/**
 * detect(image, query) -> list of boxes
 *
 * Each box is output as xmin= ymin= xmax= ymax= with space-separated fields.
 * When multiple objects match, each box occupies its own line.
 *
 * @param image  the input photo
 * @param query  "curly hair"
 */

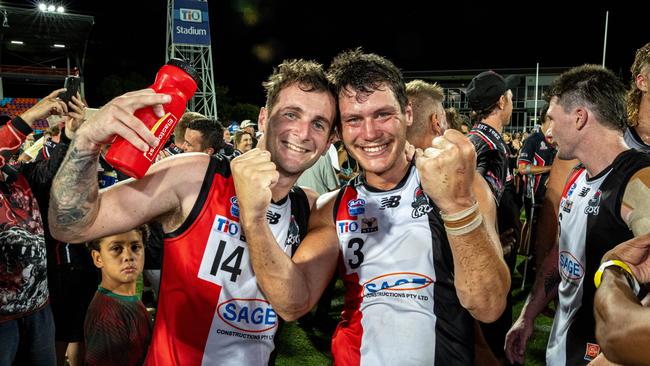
xmin=262 ymin=59 xmax=333 ymax=111
xmin=627 ymin=42 xmax=650 ymax=127
xmin=327 ymin=48 xmax=408 ymax=114
xmin=544 ymin=64 xmax=627 ymax=132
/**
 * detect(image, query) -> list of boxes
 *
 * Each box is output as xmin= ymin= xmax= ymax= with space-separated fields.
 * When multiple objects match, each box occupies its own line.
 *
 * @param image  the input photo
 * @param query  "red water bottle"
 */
xmin=105 ymin=59 xmax=198 ymax=178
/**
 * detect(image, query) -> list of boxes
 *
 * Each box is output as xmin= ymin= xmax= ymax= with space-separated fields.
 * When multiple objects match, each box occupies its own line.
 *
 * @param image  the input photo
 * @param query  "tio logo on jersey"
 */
xmin=218 ymin=298 xmax=278 ymax=333
xmin=215 ymin=215 xmax=239 ymax=237
xmin=337 ymin=220 xmax=359 ymax=234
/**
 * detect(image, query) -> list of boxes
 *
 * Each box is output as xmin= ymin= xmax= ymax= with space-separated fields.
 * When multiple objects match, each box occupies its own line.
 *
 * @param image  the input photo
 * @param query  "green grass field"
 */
xmin=274 ymin=255 xmax=553 ymax=365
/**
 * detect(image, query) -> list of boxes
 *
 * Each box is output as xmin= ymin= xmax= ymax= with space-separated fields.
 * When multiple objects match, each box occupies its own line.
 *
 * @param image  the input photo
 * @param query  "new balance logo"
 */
xmin=578 ymin=187 xmax=590 ymax=197
xmin=266 ymin=211 xmax=281 ymax=225
xmin=379 ymin=196 xmax=401 ymax=210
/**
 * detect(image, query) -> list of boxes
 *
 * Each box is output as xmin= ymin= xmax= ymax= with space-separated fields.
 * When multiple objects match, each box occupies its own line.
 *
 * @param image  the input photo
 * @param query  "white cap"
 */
xmin=240 ymin=120 xmax=257 ymax=129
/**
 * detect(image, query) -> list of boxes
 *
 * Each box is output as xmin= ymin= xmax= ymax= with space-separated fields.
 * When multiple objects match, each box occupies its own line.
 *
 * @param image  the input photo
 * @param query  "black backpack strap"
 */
xmin=288 ymin=186 xmax=311 ymax=256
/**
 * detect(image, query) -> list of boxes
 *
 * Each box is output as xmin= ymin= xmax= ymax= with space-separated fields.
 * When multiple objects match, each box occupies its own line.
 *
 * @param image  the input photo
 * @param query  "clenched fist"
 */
xmin=230 ymin=134 xmax=279 ymax=223
xmin=415 ymin=129 xmax=477 ymax=214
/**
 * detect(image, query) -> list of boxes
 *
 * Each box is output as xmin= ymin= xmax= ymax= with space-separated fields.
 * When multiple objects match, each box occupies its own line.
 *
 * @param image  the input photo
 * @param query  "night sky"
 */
xmin=15 ymin=0 xmax=649 ymax=107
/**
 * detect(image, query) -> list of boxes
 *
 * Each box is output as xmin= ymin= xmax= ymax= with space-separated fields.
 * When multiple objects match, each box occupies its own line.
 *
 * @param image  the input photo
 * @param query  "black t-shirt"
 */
xmin=468 ymin=122 xmax=510 ymax=205
xmin=518 ymin=131 xmax=557 ymax=200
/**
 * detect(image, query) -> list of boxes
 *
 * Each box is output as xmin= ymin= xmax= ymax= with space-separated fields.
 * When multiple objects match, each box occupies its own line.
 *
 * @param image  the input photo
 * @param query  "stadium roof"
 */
xmin=0 ymin=3 xmax=94 ymax=72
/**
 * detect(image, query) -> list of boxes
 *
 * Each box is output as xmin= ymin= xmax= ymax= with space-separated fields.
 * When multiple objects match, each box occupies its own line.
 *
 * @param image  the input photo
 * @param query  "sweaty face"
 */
xmin=92 ymin=230 xmax=145 ymax=294
xmin=262 ymin=84 xmax=336 ymax=177
xmin=182 ymin=129 xmax=206 ymax=153
xmin=339 ymin=85 xmax=412 ymax=185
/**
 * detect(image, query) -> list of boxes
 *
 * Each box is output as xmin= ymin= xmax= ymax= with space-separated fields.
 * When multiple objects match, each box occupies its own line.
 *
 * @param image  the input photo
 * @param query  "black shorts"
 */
xmin=48 ymin=264 xmax=99 ymax=342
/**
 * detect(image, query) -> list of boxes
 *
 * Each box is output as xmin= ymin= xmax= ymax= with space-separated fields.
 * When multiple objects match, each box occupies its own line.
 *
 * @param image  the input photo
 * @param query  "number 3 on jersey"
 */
xmin=348 ymin=238 xmax=365 ymax=269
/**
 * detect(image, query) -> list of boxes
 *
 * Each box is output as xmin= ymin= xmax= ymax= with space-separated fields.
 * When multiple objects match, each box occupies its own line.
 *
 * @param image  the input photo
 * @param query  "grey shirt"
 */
xmin=296 ymin=153 xmax=338 ymax=195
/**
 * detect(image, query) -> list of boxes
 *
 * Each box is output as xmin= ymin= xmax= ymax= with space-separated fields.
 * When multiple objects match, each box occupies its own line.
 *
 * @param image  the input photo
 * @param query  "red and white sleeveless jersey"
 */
xmin=145 ymin=155 xmax=309 ymax=365
xmin=331 ymin=164 xmax=474 ymax=366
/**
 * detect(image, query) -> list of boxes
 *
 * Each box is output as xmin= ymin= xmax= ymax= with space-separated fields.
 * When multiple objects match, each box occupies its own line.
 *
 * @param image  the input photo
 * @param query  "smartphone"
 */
xmin=59 ymin=76 xmax=81 ymax=103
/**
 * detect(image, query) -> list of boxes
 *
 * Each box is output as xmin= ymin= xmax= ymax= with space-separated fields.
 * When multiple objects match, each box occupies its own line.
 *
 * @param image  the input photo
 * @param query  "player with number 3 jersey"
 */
xmin=236 ymin=50 xmax=511 ymax=365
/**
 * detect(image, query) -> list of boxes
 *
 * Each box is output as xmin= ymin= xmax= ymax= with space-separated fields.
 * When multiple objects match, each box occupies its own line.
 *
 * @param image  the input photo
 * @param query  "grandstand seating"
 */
xmin=0 ymin=97 xmax=49 ymax=129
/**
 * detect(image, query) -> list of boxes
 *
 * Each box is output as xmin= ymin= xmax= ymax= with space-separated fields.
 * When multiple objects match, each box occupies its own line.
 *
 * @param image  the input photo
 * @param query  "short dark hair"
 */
xmin=544 ymin=64 xmax=627 ymax=132
xmin=187 ymin=118 xmax=225 ymax=152
xmin=327 ymin=48 xmax=408 ymax=118
xmin=175 ymin=111 xmax=205 ymax=143
xmin=86 ymin=225 xmax=149 ymax=252
xmin=539 ymin=103 xmax=549 ymax=125
xmin=263 ymin=59 xmax=333 ymax=112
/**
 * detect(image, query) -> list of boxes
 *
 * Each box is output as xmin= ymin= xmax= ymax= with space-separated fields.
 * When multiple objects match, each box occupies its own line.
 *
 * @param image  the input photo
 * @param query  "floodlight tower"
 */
xmin=166 ymin=0 xmax=217 ymax=119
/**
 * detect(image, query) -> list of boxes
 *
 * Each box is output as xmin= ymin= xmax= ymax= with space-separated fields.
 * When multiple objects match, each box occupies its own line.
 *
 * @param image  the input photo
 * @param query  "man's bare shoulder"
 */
xmin=149 ymin=152 xmax=212 ymax=174
xmin=298 ymin=186 xmax=340 ymax=212
xmin=306 ymin=188 xmax=340 ymax=229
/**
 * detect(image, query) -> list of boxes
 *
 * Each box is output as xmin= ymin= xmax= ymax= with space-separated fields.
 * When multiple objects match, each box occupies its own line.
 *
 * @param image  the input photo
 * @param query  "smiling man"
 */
xmin=234 ymin=49 xmax=510 ymax=365
xmin=48 ymin=59 xmax=337 ymax=366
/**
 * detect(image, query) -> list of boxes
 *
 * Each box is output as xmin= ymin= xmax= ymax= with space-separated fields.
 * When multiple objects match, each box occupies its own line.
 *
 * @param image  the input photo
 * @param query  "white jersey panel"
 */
xmin=337 ymin=169 xmax=437 ymax=366
xmin=200 ymin=199 xmax=293 ymax=366
xmin=547 ymin=170 xmax=610 ymax=366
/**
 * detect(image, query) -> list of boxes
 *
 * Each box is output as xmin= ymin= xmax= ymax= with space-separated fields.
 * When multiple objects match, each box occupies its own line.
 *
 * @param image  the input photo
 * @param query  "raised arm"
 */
xmin=49 ymin=89 xmax=203 ymax=243
xmin=0 ymin=89 xmax=67 ymax=166
xmin=231 ymin=148 xmax=340 ymax=321
xmin=416 ymin=129 xmax=510 ymax=323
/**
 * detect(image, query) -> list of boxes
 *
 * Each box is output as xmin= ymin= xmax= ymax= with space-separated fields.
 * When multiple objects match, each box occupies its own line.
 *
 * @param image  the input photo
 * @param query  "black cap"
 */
xmin=167 ymin=58 xmax=199 ymax=83
xmin=466 ymin=70 xmax=518 ymax=111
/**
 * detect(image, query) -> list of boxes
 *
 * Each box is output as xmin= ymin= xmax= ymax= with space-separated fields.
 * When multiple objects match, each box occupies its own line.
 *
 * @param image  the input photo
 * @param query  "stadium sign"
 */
xmin=173 ymin=0 xmax=211 ymax=46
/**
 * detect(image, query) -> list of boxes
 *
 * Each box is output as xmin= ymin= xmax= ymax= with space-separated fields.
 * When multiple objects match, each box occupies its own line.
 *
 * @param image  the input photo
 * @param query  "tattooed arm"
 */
xmin=504 ymin=240 xmax=560 ymax=365
xmin=49 ymin=89 xmax=206 ymax=243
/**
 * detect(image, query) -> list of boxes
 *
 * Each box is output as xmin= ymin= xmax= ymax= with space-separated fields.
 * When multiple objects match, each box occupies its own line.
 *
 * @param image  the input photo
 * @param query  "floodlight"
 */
xmin=38 ymin=3 xmax=47 ymax=11
xmin=53 ymin=43 xmax=65 ymax=48
xmin=56 ymin=6 xmax=64 ymax=13
xmin=10 ymin=40 xmax=24 ymax=45
xmin=47 ymin=5 xmax=55 ymax=12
